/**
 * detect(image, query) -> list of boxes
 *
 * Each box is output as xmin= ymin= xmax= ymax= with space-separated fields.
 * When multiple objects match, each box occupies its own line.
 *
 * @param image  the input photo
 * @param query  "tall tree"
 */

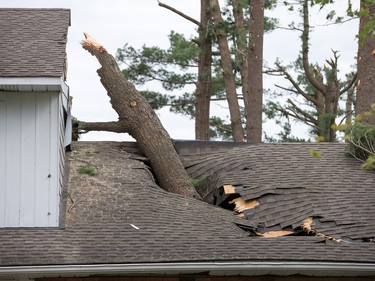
xmin=120 ymin=1 xmax=276 ymax=141
xmin=265 ymin=0 xmax=357 ymax=142
xmin=209 ymin=0 xmax=245 ymax=141
xmin=196 ymin=0 xmax=213 ymax=140
xmin=356 ymin=0 xmax=375 ymax=125
xmin=247 ymin=0 xmax=265 ymax=143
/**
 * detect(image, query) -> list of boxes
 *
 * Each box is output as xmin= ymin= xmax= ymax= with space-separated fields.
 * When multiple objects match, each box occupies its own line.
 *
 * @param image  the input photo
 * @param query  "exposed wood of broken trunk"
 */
xmin=80 ymin=34 xmax=201 ymax=199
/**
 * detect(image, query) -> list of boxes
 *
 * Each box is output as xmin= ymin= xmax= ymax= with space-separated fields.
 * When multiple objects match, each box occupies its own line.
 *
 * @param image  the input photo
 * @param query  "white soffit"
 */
xmin=0 ymin=77 xmax=69 ymax=109
xmin=0 ymin=77 xmax=68 ymax=93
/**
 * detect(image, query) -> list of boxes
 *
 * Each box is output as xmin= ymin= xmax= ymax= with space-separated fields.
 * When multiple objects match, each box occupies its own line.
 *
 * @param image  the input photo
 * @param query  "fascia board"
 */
xmin=1 ymin=261 xmax=375 ymax=278
xmin=0 ymin=77 xmax=70 ymax=110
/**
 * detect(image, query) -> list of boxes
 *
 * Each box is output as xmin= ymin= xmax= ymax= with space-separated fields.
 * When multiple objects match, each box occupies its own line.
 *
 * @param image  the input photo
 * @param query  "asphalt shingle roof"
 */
xmin=181 ymin=142 xmax=375 ymax=242
xmin=1 ymin=141 xmax=375 ymax=267
xmin=0 ymin=8 xmax=70 ymax=77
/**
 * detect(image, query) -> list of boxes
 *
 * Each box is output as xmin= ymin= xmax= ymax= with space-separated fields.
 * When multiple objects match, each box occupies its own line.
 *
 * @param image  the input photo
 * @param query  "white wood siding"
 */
xmin=0 ymin=91 xmax=61 ymax=227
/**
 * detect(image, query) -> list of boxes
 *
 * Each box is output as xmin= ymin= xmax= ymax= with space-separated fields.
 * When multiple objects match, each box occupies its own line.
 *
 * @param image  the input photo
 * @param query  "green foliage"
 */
xmin=169 ymin=92 xmax=196 ymax=117
xmin=191 ymin=173 xmax=212 ymax=196
xmin=346 ymin=122 xmax=375 ymax=170
xmin=209 ymin=116 xmax=234 ymax=141
xmin=117 ymin=31 xmax=198 ymax=90
xmin=309 ymin=148 xmax=321 ymax=158
xmin=61 ymin=191 xmax=71 ymax=201
xmin=263 ymin=121 xmax=307 ymax=143
xmin=222 ymin=0 xmax=278 ymax=34
xmin=265 ymin=48 xmax=355 ymax=142
xmin=78 ymin=163 xmax=98 ymax=176
xmin=138 ymin=91 xmax=170 ymax=110
xmin=312 ymin=0 xmax=375 ymax=44
xmin=115 ymin=1 xmax=280 ymax=140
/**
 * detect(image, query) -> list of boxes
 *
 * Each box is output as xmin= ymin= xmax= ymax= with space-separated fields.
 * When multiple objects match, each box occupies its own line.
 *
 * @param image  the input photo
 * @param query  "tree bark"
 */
xmin=157 ymin=0 xmax=211 ymax=140
xmin=80 ymin=33 xmax=201 ymax=199
xmin=232 ymin=0 xmax=251 ymax=142
xmin=356 ymin=1 xmax=375 ymax=125
xmin=247 ymin=0 xmax=265 ymax=144
xmin=209 ymin=0 xmax=245 ymax=142
xmin=195 ymin=0 xmax=212 ymax=140
xmin=301 ymin=0 xmax=336 ymax=141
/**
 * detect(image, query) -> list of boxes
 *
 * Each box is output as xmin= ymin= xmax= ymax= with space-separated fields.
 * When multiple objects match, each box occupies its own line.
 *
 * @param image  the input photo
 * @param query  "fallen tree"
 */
xmin=80 ymin=33 xmax=201 ymax=199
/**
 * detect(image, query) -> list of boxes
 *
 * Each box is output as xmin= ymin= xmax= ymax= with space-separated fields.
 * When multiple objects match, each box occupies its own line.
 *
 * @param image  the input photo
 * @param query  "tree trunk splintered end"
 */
xmin=80 ymin=32 xmax=201 ymax=199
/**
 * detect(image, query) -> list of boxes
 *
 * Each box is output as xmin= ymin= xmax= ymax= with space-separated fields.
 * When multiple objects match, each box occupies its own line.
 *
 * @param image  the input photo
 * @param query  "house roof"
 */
xmin=1 ymin=141 xmax=375 ymax=277
xmin=180 ymin=142 xmax=375 ymax=241
xmin=0 ymin=8 xmax=70 ymax=78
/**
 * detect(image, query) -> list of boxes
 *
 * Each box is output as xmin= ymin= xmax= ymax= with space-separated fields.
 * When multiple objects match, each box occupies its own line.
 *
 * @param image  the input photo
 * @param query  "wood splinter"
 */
xmin=80 ymin=32 xmax=107 ymax=52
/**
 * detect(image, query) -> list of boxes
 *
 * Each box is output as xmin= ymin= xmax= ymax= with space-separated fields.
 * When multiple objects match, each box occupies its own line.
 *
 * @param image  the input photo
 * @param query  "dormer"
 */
xmin=0 ymin=8 xmax=71 ymax=227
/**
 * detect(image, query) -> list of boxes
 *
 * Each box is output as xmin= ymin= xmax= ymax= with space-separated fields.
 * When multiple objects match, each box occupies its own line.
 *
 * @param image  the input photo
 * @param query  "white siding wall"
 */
xmin=0 ymin=91 xmax=61 ymax=227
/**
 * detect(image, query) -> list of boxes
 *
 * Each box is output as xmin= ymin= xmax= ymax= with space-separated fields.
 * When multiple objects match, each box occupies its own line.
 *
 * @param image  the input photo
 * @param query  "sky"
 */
xmin=2 ymin=0 xmax=360 ymax=141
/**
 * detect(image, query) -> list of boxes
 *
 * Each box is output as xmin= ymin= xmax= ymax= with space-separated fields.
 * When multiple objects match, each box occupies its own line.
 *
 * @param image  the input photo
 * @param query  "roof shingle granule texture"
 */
xmin=0 ymin=9 xmax=70 ymax=77
xmin=0 ymin=142 xmax=375 ymax=266
xmin=181 ymin=142 xmax=375 ymax=241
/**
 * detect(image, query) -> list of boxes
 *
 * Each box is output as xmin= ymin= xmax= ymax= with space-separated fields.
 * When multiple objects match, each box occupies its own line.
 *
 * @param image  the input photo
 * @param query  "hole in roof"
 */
xmin=218 ymin=194 xmax=239 ymax=211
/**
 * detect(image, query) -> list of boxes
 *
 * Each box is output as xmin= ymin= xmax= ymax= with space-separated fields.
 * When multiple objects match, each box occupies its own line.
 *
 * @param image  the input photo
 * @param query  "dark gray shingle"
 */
xmin=0 ymin=8 xmax=70 ymax=77
xmin=1 ymin=141 xmax=375 ymax=267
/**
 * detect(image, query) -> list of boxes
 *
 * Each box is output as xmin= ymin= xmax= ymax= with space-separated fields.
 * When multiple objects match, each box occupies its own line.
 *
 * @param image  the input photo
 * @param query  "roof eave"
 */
xmin=1 ymin=261 xmax=375 ymax=278
xmin=0 ymin=77 xmax=69 ymax=110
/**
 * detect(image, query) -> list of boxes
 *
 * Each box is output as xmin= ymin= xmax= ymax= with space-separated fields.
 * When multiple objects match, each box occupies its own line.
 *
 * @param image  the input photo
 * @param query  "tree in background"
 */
xmin=209 ymin=0 xmax=244 ymax=141
xmin=247 ymin=0 xmax=265 ymax=143
xmin=118 ymin=0 xmax=277 ymax=142
xmin=196 ymin=0 xmax=212 ymax=140
xmin=264 ymin=0 xmax=357 ymax=142
xmin=345 ymin=0 xmax=375 ymax=169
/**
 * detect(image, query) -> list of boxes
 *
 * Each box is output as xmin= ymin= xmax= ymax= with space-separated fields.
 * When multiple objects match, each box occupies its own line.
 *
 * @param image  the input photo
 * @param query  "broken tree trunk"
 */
xmin=80 ymin=33 xmax=201 ymax=199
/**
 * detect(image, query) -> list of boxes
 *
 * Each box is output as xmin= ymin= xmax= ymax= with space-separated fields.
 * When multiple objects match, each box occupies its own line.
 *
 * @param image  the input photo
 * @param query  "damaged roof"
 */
xmin=180 ymin=142 xmax=375 ymax=242
xmin=0 ymin=8 xmax=70 ymax=77
xmin=1 ymin=141 xmax=375 ymax=271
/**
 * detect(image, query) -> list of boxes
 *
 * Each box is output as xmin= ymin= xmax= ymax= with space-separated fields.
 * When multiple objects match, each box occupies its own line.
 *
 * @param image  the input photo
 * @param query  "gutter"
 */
xmin=1 ymin=261 xmax=375 ymax=278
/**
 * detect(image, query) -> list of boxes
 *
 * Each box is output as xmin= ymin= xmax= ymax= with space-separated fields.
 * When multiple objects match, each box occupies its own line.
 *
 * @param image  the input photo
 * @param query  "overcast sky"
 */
xmin=3 ymin=0 xmax=360 ymax=141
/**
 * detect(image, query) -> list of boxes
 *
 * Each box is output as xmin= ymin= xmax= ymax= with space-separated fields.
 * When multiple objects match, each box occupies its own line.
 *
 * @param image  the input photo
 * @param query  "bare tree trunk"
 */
xmin=302 ymin=0 xmax=337 ymax=141
xmin=247 ymin=0 xmax=265 ymax=143
xmin=209 ymin=0 xmax=245 ymax=142
xmin=356 ymin=1 xmax=375 ymax=125
xmin=346 ymin=89 xmax=353 ymax=126
xmin=232 ymin=0 xmax=250 ymax=141
xmin=80 ymin=34 xmax=201 ymax=199
xmin=196 ymin=0 xmax=212 ymax=140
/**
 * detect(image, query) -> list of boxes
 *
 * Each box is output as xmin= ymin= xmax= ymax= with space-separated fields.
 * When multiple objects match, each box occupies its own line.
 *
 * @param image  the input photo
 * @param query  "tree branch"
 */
xmin=301 ymin=0 xmax=326 ymax=93
xmin=270 ymin=66 xmax=317 ymax=105
xmin=283 ymin=71 xmax=317 ymax=105
xmin=80 ymin=120 xmax=129 ymax=133
xmin=287 ymin=99 xmax=317 ymax=125
xmin=275 ymin=84 xmax=301 ymax=95
xmin=157 ymin=0 xmax=201 ymax=26
xmin=340 ymin=72 xmax=357 ymax=96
